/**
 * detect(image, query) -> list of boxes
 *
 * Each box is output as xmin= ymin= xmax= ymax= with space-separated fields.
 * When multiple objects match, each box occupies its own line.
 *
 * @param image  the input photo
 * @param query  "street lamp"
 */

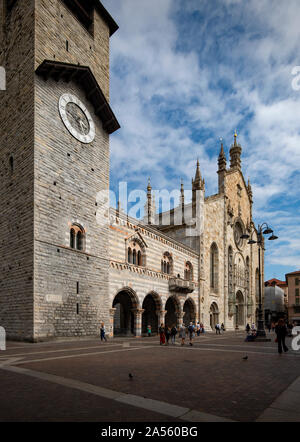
xmin=241 ymin=222 xmax=278 ymax=340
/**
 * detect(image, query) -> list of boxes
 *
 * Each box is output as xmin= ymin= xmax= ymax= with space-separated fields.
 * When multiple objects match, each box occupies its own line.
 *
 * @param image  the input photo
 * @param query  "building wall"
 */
xmin=0 ymin=0 xmax=35 ymax=340
xmin=201 ymin=195 xmax=226 ymax=327
xmin=109 ymin=211 xmax=199 ymax=336
xmin=0 ymin=0 xmax=113 ymax=340
xmin=33 ymin=76 xmax=110 ymax=340
xmin=35 ymin=0 xmax=110 ymax=100
xmin=286 ymin=274 xmax=300 ymax=324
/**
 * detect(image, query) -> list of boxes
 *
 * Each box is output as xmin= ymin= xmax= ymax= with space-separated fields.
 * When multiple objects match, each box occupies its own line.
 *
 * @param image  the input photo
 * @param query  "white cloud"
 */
xmin=102 ymin=0 xmax=300 ymax=278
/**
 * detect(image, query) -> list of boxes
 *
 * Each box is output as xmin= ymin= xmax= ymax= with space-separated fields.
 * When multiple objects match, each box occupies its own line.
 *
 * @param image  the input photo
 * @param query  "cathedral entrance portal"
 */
xmin=112 ymin=289 xmax=138 ymax=336
xmin=165 ymin=296 xmax=180 ymax=328
xmin=210 ymin=302 xmax=219 ymax=330
xmin=142 ymin=293 xmax=161 ymax=335
xmin=183 ymin=298 xmax=196 ymax=326
xmin=235 ymin=291 xmax=245 ymax=329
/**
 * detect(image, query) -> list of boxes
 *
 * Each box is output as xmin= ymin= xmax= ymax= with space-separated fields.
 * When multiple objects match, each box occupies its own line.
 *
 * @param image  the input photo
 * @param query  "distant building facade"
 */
xmin=285 ymin=271 xmax=300 ymax=325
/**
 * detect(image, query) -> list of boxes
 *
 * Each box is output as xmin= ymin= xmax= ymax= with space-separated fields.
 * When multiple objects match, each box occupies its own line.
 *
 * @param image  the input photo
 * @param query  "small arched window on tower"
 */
xmin=76 ymin=230 xmax=83 ymax=251
xmin=70 ymin=224 xmax=85 ymax=252
xmin=70 ymin=228 xmax=75 ymax=249
xmin=184 ymin=262 xmax=193 ymax=281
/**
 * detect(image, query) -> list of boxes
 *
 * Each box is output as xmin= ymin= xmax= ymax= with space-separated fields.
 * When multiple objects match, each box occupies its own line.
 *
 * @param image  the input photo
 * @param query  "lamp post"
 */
xmin=241 ymin=223 xmax=278 ymax=340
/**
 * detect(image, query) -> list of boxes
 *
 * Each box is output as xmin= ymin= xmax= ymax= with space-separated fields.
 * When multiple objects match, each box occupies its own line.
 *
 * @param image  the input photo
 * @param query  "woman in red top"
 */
xmin=159 ymin=323 xmax=165 ymax=345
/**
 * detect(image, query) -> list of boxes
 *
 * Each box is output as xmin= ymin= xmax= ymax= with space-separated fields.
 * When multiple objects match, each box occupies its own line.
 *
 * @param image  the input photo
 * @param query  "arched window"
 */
xmin=210 ymin=243 xmax=219 ymax=290
xmin=76 ymin=231 xmax=83 ymax=251
xmin=70 ymin=229 xmax=75 ymax=249
xmin=133 ymin=249 xmax=137 ymax=265
xmin=127 ymin=240 xmax=145 ymax=267
xmin=162 ymin=252 xmax=173 ymax=275
xmin=70 ymin=224 xmax=85 ymax=251
xmin=184 ymin=262 xmax=193 ymax=281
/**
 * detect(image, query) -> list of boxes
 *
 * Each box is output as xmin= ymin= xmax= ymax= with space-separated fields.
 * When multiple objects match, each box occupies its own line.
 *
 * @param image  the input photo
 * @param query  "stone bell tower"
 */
xmin=0 ymin=0 xmax=119 ymax=341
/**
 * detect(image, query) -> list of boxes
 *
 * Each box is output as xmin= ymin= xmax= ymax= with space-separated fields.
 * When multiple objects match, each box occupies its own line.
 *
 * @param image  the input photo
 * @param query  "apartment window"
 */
xmin=296 ymin=278 xmax=299 ymax=286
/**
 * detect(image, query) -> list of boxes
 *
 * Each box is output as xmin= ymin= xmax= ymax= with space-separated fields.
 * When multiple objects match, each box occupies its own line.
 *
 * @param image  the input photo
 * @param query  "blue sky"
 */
xmin=102 ymin=0 xmax=300 ymax=281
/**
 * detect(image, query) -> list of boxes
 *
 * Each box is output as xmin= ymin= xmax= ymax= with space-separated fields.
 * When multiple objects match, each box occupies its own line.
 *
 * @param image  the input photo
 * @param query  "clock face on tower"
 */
xmin=58 ymin=94 xmax=95 ymax=144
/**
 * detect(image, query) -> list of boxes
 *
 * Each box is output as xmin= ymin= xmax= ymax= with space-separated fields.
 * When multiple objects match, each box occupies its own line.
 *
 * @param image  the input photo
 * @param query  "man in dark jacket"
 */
xmin=275 ymin=319 xmax=289 ymax=354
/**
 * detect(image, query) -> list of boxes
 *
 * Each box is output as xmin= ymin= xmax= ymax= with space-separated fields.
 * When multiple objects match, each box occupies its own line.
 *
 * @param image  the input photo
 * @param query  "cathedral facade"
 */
xmin=109 ymin=136 xmax=262 ymax=337
xmin=0 ymin=0 xmax=262 ymax=341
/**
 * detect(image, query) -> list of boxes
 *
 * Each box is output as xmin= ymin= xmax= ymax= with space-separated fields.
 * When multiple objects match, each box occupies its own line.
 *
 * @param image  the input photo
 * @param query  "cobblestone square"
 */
xmin=0 ymin=331 xmax=299 ymax=422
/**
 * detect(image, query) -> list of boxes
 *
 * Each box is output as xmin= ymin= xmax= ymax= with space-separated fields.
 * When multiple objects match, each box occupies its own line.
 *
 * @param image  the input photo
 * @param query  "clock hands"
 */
xmin=78 ymin=118 xmax=88 ymax=134
xmin=66 ymin=109 xmax=88 ymax=134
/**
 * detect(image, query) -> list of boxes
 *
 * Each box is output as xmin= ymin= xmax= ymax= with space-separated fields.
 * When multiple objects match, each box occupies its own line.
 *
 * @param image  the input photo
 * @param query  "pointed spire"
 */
xmin=180 ymin=179 xmax=185 ymax=225
xmin=230 ymin=130 xmax=242 ymax=170
xmin=146 ymin=178 xmax=152 ymax=225
xmin=247 ymin=178 xmax=253 ymax=203
xmin=195 ymin=159 xmax=201 ymax=182
xmin=218 ymin=138 xmax=227 ymax=172
xmin=234 ymin=130 xmax=238 ymax=146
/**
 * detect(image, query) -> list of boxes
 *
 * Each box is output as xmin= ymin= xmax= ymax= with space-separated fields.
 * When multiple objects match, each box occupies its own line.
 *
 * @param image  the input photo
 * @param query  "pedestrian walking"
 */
xmin=179 ymin=324 xmax=186 ymax=346
xmin=188 ymin=322 xmax=194 ymax=346
xmin=215 ymin=323 xmax=221 ymax=335
xmin=159 ymin=323 xmax=165 ymax=345
xmin=275 ymin=319 xmax=289 ymax=354
xmin=246 ymin=323 xmax=250 ymax=334
xmin=100 ymin=322 xmax=107 ymax=342
xmin=147 ymin=324 xmax=151 ymax=337
xmin=165 ymin=326 xmax=171 ymax=345
xmin=171 ymin=325 xmax=177 ymax=344
xmin=196 ymin=322 xmax=201 ymax=337
xmin=221 ymin=323 xmax=225 ymax=332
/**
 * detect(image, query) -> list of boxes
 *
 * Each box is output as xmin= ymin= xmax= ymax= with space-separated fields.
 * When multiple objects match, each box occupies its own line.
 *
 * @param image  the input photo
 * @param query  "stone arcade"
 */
xmin=0 ymin=0 xmax=262 ymax=341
